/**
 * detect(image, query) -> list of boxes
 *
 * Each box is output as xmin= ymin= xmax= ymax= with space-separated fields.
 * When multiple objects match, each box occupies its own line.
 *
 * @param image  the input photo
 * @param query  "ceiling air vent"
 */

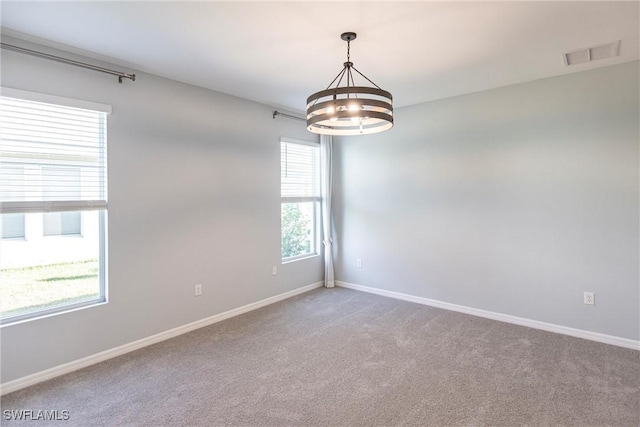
xmin=564 ymin=40 xmax=621 ymax=66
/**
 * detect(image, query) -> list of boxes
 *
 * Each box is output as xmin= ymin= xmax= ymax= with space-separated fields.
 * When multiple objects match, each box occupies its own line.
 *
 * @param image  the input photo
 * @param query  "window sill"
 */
xmin=0 ymin=298 xmax=107 ymax=328
xmin=282 ymin=253 xmax=320 ymax=264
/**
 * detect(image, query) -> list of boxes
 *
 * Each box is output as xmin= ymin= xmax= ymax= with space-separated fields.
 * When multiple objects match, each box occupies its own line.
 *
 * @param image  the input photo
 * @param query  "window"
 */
xmin=281 ymin=138 xmax=320 ymax=261
xmin=43 ymin=211 xmax=82 ymax=236
xmin=0 ymin=89 xmax=110 ymax=323
xmin=1 ymin=213 xmax=25 ymax=239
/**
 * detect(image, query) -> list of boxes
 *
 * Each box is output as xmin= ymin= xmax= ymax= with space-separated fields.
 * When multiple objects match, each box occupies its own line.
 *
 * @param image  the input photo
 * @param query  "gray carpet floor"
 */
xmin=1 ymin=287 xmax=639 ymax=426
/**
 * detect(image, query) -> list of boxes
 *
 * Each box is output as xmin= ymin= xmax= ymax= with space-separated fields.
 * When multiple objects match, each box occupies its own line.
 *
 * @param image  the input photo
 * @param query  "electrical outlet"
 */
xmin=584 ymin=291 xmax=594 ymax=305
xmin=195 ymin=284 xmax=202 ymax=296
xmin=272 ymin=266 xmax=277 ymax=276
xmin=357 ymin=259 xmax=363 ymax=268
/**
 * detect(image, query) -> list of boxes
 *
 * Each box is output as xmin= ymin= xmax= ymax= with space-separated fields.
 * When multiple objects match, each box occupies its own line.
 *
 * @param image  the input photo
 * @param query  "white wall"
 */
xmin=333 ymin=61 xmax=639 ymax=341
xmin=0 ymin=37 xmax=322 ymax=383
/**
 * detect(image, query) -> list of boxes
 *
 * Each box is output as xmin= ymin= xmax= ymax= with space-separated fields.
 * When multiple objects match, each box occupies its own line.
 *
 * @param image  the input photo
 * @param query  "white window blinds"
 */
xmin=0 ymin=93 xmax=108 ymax=214
xmin=281 ymin=139 xmax=320 ymax=201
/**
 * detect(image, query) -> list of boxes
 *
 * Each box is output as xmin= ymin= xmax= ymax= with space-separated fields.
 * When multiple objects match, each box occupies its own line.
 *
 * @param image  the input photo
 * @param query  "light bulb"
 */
xmin=348 ymin=104 xmax=359 ymax=112
xmin=327 ymin=106 xmax=335 ymax=114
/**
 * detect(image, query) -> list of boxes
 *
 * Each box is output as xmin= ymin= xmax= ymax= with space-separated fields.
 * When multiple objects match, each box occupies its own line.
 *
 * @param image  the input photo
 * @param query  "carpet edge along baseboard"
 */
xmin=0 ymin=281 xmax=324 ymax=396
xmin=336 ymin=281 xmax=639 ymax=351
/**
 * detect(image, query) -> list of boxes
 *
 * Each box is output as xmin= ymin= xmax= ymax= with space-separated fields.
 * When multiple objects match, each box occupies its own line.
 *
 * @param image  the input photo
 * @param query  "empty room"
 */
xmin=0 ymin=1 xmax=638 ymax=426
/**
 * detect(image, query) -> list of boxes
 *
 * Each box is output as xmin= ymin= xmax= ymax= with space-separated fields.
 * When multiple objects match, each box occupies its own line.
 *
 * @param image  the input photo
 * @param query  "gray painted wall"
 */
xmin=1 ymin=38 xmax=322 ymax=383
xmin=333 ymin=61 xmax=639 ymax=341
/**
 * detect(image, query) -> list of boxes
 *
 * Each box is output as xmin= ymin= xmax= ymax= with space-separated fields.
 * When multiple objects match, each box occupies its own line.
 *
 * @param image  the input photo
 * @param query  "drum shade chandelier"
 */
xmin=306 ymin=32 xmax=393 ymax=136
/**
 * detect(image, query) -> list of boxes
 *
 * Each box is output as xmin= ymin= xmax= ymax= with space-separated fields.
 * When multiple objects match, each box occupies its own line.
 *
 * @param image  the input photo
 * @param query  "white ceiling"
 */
xmin=1 ymin=1 xmax=638 ymax=113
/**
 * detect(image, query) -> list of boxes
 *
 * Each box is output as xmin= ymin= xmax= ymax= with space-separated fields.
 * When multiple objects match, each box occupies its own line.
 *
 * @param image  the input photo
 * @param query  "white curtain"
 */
xmin=320 ymin=134 xmax=335 ymax=288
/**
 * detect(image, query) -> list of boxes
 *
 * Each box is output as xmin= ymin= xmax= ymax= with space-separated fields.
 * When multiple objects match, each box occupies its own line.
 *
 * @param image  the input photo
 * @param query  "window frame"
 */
xmin=0 ymin=88 xmax=110 ymax=325
xmin=280 ymin=137 xmax=321 ymax=262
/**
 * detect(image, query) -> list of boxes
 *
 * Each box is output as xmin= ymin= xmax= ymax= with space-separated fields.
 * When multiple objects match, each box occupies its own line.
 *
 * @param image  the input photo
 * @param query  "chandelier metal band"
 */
xmin=306 ymin=33 xmax=393 ymax=136
xmin=306 ymin=87 xmax=393 ymax=135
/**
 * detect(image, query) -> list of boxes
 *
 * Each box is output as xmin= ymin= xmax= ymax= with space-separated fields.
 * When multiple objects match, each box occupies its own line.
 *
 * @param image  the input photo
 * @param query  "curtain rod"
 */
xmin=273 ymin=110 xmax=305 ymax=122
xmin=1 ymin=43 xmax=136 ymax=83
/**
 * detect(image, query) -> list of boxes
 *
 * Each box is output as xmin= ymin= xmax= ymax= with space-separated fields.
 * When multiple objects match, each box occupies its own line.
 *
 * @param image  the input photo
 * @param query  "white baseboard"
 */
xmin=1 ymin=281 xmax=323 ymax=396
xmin=336 ymin=281 xmax=639 ymax=351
